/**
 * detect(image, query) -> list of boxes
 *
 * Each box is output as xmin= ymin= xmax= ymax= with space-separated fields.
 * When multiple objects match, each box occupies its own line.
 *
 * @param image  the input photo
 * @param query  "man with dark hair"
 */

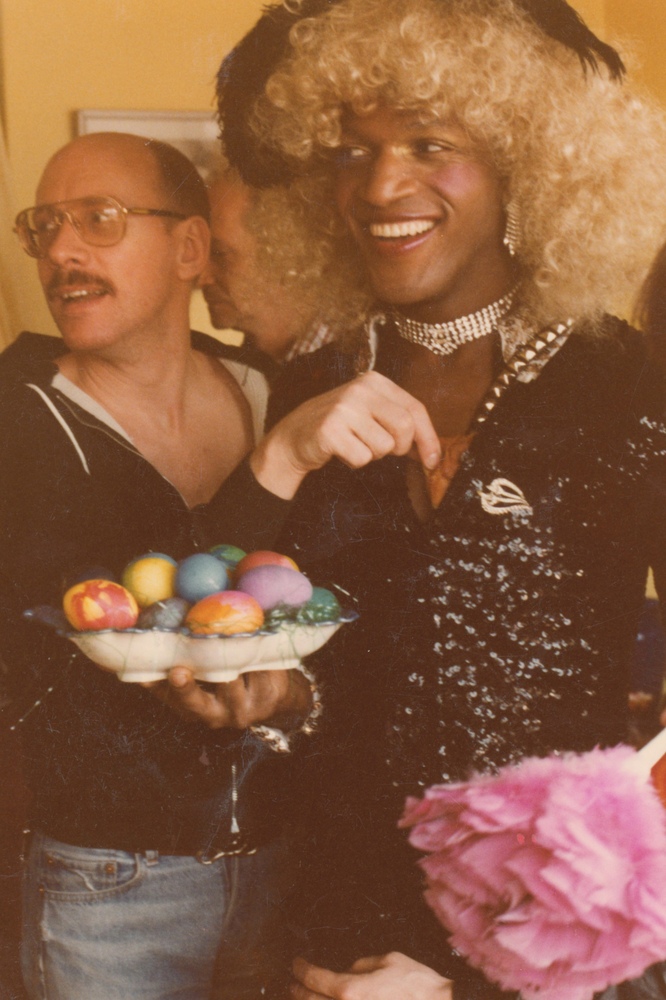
xmin=1 ymin=132 xmax=310 ymax=1000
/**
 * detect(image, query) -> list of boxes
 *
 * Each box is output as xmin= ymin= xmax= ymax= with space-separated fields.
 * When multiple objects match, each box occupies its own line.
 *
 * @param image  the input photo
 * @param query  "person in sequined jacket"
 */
xmin=212 ymin=1 xmax=666 ymax=998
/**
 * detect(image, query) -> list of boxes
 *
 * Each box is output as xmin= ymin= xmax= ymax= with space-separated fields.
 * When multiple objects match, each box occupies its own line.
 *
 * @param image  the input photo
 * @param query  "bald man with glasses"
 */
xmin=0 ymin=132 xmax=311 ymax=1000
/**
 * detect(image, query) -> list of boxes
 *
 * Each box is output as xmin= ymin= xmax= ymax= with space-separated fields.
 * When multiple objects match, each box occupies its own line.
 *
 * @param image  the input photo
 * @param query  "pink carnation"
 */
xmin=400 ymin=746 xmax=666 ymax=1000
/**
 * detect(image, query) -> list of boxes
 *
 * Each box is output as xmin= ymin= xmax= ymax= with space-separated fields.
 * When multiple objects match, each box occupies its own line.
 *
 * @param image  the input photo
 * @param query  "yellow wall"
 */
xmin=2 ymin=0 xmax=266 ymax=208
xmin=575 ymin=0 xmax=606 ymax=34
xmin=0 ymin=0 xmax=664 ymax=335
xmin=606 ymin=0 xmax=666 ymax=106
xmin=0 ymin=0 xmax=266 ymax=334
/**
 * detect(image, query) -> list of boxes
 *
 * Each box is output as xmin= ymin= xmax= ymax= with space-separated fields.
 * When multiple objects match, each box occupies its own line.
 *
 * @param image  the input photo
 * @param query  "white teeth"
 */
xmin=62 ymin=288 xmax=105 ymax=301
xmin=369 ymin=219 xmax=435 ymax=239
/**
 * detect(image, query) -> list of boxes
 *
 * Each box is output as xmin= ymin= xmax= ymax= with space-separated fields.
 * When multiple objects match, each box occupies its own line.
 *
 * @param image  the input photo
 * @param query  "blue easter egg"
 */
xmin=176 ymin=553 xmax=229 ymax=603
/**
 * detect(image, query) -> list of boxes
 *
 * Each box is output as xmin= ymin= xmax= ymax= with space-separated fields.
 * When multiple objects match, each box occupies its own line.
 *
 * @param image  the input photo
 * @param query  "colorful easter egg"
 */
xmin=122 ymin=553 xmax=177 ymax=608
xmin=137 ymin=597 xmax=190 ymax=630
xmin=186 ymin=590 xmax=264 ymax=635
xmin=297 ymin=587 xmax=342 ymax=623
xmin=235 ymin=550 xmax=299 ymax=578
xmin=210 ymin=544 xmax=246 ymax=569
xmin=237 ymin=565 xmax=313 ymax=612
xmin=176 ymin=554 xmax=229 ymax=603
xmin=63 ymin=579 xmax=139 ymax=631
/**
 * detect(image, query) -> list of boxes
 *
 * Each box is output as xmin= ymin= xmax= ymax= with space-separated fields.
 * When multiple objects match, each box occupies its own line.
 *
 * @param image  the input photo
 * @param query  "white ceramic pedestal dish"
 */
xmin=66 ymin=615 xmax=354 ymax=682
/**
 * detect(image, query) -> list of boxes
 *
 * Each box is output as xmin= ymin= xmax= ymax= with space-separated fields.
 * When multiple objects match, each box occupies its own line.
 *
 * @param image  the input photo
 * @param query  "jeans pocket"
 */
xmin=36 ymin=840 xmax=141 ymax=899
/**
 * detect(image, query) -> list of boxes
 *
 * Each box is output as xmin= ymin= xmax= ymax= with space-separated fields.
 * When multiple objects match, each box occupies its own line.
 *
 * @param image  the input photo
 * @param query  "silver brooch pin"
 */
xmin=478 ymin=478 xmax=533 ymax=516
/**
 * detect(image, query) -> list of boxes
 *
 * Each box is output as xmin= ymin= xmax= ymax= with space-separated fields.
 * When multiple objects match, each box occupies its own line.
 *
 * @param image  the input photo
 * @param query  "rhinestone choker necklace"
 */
xmin=391 ymin=287 xmax=517 ymax=356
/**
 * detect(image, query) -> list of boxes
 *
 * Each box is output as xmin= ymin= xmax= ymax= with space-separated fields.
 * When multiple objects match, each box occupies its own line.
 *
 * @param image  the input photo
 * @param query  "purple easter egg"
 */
xmin=237 ymin=565 xmax=313 ymax=611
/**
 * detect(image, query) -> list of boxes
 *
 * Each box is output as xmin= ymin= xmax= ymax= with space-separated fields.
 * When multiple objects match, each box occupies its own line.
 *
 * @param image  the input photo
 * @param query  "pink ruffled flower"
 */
xmin=400 ymin=746 xmax=666 ymax=1000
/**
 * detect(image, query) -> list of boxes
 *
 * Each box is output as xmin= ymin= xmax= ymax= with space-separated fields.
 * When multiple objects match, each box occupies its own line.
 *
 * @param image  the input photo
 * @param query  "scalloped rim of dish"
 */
xmin=57 ymin=608 xmax=358 ymax=639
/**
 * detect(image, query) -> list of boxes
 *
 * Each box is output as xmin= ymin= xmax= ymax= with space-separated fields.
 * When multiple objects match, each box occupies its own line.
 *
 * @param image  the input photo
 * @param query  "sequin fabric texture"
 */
xmin=276 ymin=319 xmax=666 ymax=807
xmin=270 ymin=318 xmax=666 ymax=980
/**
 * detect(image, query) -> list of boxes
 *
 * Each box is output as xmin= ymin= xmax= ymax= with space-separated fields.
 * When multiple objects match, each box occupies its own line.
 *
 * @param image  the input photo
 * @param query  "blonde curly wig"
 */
xmin=236 ymin=0 xmax=666 ymax=338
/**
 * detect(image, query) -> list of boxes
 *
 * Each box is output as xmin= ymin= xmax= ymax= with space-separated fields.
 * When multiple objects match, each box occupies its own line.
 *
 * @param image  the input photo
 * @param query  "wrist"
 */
xmin=249 ymin=432 xmax=310 ymax=500
xmin=250 ymin=663 xmax=322 ymax=753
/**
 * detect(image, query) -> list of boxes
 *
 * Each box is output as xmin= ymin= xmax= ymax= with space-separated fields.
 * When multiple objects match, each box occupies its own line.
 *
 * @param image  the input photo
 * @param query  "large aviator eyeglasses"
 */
xmin=14 ymin=195 xmax=187 ymax=259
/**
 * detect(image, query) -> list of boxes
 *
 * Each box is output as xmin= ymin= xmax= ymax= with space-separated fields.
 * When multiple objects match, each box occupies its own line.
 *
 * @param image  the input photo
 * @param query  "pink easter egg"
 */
xmin=236 ymin=565 xmax=313 ymax=611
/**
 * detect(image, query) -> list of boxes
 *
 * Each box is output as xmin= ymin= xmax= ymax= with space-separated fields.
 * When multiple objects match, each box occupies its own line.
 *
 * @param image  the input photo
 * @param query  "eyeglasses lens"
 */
xmin=19 ymin=198 xmax=125 ymax=257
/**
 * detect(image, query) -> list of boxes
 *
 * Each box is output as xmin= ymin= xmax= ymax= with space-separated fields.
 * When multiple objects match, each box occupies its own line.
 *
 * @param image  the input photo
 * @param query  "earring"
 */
xmin=503 ymin=202 xmax=520 ymax=258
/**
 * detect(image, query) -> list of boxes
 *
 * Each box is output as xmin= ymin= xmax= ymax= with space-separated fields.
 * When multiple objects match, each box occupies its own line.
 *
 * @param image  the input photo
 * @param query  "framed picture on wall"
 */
xmin=76 ymin=109 xmax=222 ymax=182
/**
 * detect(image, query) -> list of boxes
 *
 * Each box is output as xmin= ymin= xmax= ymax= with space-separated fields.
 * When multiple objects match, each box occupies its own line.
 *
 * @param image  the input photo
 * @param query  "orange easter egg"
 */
xmin=186 ymin=590 xmax=264 ymax=636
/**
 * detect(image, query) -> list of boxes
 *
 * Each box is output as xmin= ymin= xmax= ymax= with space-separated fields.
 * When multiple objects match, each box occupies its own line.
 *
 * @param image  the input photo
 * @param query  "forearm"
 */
xmin=200 ymin=457 xmax=294 ymax=551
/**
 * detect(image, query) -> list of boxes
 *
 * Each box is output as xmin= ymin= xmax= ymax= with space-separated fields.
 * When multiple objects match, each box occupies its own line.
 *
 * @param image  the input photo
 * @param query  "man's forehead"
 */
xmin=36 ymin=136 xmax=162 ymax=205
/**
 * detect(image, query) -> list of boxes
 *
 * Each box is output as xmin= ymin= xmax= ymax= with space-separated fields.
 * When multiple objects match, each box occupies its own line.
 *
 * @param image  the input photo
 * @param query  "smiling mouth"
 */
xmin=368 ymin=220 xmax=436 ymax=239
xmin=58 ymin=288 xmax=109 ymax=303
xmin=47 ymin=270 xmax=114 ymax=303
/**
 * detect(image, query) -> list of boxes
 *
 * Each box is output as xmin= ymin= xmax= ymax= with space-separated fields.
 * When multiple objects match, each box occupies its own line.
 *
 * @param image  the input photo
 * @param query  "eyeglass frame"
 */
xmin=13 ymin=195 xmax=188 ymax=259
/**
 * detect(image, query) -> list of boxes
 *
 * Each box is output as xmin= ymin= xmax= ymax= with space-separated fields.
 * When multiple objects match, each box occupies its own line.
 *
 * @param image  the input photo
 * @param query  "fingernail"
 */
xmin=170 ymin=668 xmax=190 ymax=687
xmin=425 ymin=452 xmax=440 ymax=470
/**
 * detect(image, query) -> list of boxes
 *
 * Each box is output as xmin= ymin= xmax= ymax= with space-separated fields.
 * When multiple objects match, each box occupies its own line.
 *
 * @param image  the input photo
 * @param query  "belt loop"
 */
xmin=144 ymin=850 xmax=159 ymax=866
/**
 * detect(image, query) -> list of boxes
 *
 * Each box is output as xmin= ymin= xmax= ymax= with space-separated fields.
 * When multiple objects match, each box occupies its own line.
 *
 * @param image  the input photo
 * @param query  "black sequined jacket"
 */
xmin=268 ymin=317 xmax=666 ymax=991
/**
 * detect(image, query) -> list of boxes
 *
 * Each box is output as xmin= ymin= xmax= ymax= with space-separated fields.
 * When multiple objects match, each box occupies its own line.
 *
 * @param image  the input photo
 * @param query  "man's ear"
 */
xmin=175 ymin=216 xmax=211 ymax=282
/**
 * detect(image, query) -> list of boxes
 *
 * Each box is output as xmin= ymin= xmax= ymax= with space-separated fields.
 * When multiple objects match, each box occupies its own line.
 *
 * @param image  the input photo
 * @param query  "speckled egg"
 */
xmin=122 ymin=553 xmax=177 ymax=607
xmin=237 ymin=565 xmax=313 ymax=612
xmin=176 ymin=554 xmax=229 ymax=603
xmin=297 ymin=587 xmax=342 ymax=623
xmin=64 ymin=579 xmax=139 ymax=631
xmin=235 ymin=550 xmax=298 ymax=579
xmin=137 ymin=597 xmax=190 ymax=630
xmin=186 ymin=590 xmax=264 ymax=635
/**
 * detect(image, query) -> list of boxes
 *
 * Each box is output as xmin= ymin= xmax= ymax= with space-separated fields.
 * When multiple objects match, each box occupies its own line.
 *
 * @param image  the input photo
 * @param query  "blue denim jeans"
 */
xmin=21 ymin=831 xmax=291 ymax=1000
